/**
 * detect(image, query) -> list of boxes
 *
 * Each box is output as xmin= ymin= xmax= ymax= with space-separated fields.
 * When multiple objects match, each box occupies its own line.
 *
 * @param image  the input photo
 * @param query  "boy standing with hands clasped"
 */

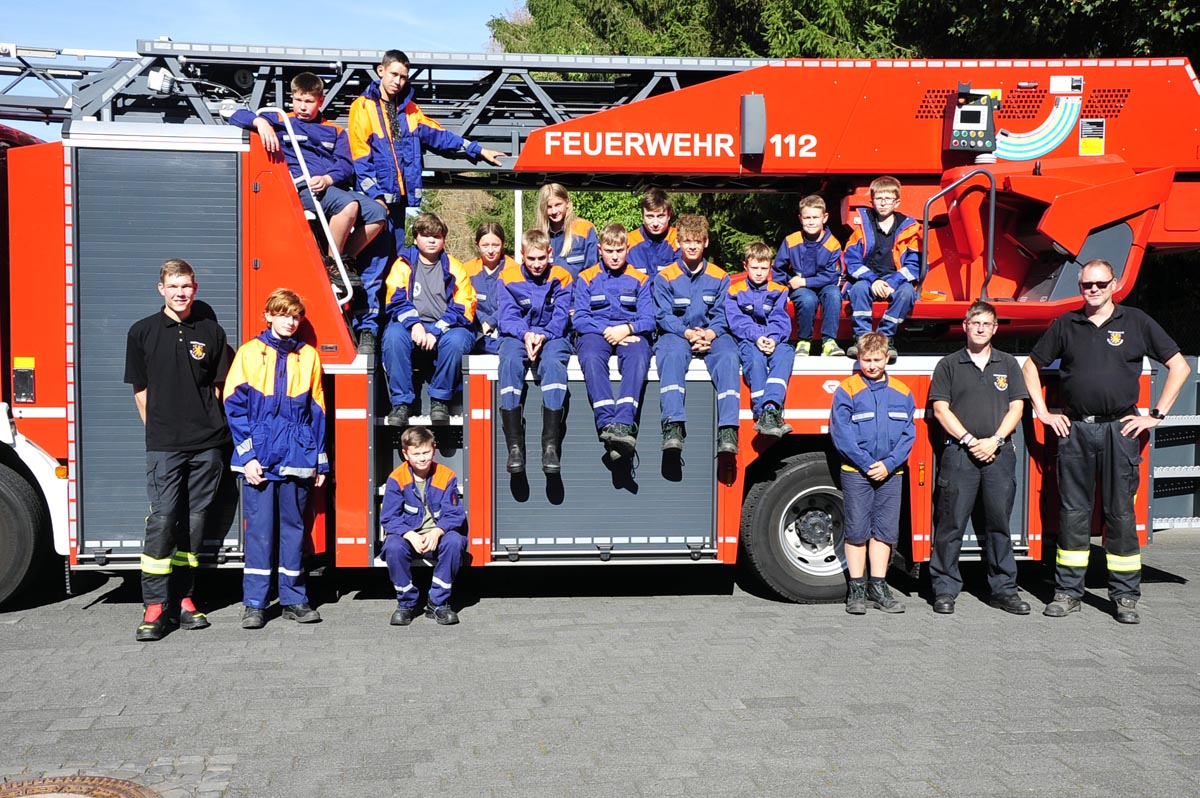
xmin=830 ymin=332 xmax=916 ymax=614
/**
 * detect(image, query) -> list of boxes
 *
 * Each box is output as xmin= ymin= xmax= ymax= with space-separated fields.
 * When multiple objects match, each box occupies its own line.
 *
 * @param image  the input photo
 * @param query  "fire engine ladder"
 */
xmin=0 ymin=39 xmax=771 ymax=189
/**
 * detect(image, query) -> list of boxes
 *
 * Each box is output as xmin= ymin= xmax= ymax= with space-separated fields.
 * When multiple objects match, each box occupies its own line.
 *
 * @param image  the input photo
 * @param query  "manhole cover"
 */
xmin=0 ymin=777 xmax=159 ymax=797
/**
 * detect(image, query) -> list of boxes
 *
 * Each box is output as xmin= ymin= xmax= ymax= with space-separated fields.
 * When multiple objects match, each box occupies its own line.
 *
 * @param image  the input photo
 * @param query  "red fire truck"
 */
xmin=2 ymin=42 xmax=1199 ymax=605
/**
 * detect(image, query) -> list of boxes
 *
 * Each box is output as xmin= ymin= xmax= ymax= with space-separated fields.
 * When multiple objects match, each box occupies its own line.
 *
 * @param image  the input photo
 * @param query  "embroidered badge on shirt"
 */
xmin=189 ymin=341 xmax=207 ymax=360
xmin=994 ymin=374 xmax=1008 ymax=391
xmin=1107 ymin=331 xmax=1125 ymax=346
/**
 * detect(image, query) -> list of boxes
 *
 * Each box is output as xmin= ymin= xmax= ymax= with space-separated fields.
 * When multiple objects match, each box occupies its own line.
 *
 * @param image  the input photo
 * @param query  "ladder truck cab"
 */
xmin=2 ymin=42 xmax=1200 ymax=606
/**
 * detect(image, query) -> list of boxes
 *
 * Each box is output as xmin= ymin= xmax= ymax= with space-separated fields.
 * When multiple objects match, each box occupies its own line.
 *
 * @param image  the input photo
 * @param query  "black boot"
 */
xmin=542 ymin=407 xmax=564 ymax=474
xmin=500 ymin=407 xmax=525 ymax=473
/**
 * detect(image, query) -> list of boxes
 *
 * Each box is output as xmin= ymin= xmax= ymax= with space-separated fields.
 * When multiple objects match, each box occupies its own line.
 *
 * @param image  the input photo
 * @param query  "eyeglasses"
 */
xmin=1079 ymin=280 xmax=1113 ymax=291
xmin=873 ymin=197 xmax=898 ymax=205
xmin=966 ymin=321 xmax=996 ymax=329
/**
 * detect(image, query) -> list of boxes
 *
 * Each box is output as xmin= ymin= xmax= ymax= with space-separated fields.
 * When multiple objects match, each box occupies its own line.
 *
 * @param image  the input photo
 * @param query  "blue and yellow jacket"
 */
xmin=348 ymin=80 xmax=482 ymax=208
xmin=498 ymin=263 xmax=574 ymax=341
xmin=773 ymin=227 xmax=843 ymax=291
xmin=380 ymin=461 xmax=465 ymax=537
xmin=229 ymin=109 xmax=354 ymax=188
xmin=843 ymin=208 xmax=922 ymax=289
xmin=627 ymin=225 xmax=678 ymax=279
xmin=384 ymin=246 xmax=477 ymax=335
xmin=572 ymin=264 xmax=655 ymax=337
xmin=653 ymin=260 xmax=730 ymax=338
xmin=830 ymin=373 xmax=916 ymax=475
xmin=725 ymin=278 xmax=792 ymax=343
xmin=465 ymin=255 xmax=519 ymax=331
xmin=223 ymin=331 xmax=328 ymax=480
xmin=549 ymin=219 xmax=599 ymax=278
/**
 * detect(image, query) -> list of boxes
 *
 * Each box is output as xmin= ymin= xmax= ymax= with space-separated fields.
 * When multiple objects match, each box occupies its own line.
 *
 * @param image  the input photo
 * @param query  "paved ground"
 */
xmin=2 ymin=536 xmax=1199 ymax=798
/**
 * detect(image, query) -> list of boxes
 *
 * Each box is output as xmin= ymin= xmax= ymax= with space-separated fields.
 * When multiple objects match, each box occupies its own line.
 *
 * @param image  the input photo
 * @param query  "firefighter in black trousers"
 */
xmin=929 ymin=301 xmax=1030 ymax=615
xmin=1022 ymin=259 xmax=1191 ymax=624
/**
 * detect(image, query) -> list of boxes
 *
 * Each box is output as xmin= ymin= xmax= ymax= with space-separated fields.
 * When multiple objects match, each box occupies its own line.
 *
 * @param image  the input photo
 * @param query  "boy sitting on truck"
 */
xmin=229 ymin=72 xmax=385 ymax=283
xmin=380 ymin=426 xmax=468 ymax=626
xmin=573 ymin=223 xmax=655 ymax=458
xmin=380 ymin=212 xmax=477 ymax=427
xmin=830 ymin=331 xmax=916 ymax=615
xmin=843 ymin=176 xmax=922 ymax=363
xmin=725 ymin=241 xmax=795 ymax=438
xmin=773 ymin=194 xmax=845 ymax=357
xmin=653 ymin=214 xmax=739 ymax=455
xmin=223 ymin=288 xmax=329 ymax=629
xmin=626 ymin=187 xmax=678 ymax=279
xmin=497 ymin=229 xmax=575 ymax=474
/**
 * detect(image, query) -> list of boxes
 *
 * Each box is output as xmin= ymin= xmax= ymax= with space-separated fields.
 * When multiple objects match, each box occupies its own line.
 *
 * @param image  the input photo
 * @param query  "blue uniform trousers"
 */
xmin=382 ymin=529 xmax=468 ymax=608
xmin=655 ymin=334 xmax=740 ymax=427
xmin=353 ymin=201 xmax=406 ymax=335
xmin=498 ymin=337 xmax=572 ymax=411
xmin=241 ymin=478 xmax=311 ymax=608
xmin=791 ymin=284 xmax=842 ymax=341
xmin=575 ymin=333 xmax=651 ymax=429
xmin=382 ymin=325 xmax=475 ymax=405
xmin=736 ymin=340 xmax=795 ymax=416
xmin=847 ymin=280 xmax=915 ymax=338
xmin=474 ymin=332 xmax=501 ymax=355
xmin=841 ymin=468 xmax=903 ymax=545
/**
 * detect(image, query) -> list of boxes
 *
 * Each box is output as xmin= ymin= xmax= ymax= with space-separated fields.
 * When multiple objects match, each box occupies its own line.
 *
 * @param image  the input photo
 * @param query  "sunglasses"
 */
xmin=1078 ymin=280 xmax=1112 ymax=291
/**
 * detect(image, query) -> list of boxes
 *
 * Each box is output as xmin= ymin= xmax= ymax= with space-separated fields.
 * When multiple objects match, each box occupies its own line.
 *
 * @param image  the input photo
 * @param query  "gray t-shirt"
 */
xmin=413 ymin=257 xmax=449 ymax=323
xmin=412 ymin=476 xmax=437 ymax=533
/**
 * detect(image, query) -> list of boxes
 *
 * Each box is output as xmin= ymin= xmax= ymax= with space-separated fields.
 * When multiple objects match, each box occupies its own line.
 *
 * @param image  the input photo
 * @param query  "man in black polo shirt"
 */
xmin=929 ymin=301 xmax=1030 ymax=615
xmin=1022 ymin=258 xmax=1190 ymax=624
xmin=124 ymin=258 xmax=232 ymax=641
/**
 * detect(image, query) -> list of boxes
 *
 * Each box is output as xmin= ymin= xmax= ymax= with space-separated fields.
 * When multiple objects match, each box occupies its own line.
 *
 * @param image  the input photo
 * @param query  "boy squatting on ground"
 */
xmin=572 ymin=223 xmax=655 ymax=458
xmin=626 ymin=187 xmax=679 ymax=279
xmin=381 ymin=212 xmax=477 ymax=427
xmin=773 ymin=194 xmax=845 ymax=357
xmin=229 ymin=72 xmax=385 ymax=284
xmin=223 ymin=289 xmax=329 ymax=629
xmin=497 ymin=229 xmax=575 ymax=474
xmin=843 ymin=176 xmax=922 ymax=362
xmin=380 ymin=426 xmax=468 ymax=626
xmin=348 ymin=49 xmax=504 ymax=353
xmin=831 ymin=331 xmax=916 ymax=614
xmin=725 ymin=242 xmax=795 ymax=438
xmin=653 ymin=214 xmax=740 ymax=455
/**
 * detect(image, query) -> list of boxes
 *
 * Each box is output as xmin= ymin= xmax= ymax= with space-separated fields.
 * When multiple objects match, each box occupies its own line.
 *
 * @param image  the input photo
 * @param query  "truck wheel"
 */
xmin=0 ymin=466 xmax=47 ymax=606
xmin=741 ymin=452 xmax=846 ymax=603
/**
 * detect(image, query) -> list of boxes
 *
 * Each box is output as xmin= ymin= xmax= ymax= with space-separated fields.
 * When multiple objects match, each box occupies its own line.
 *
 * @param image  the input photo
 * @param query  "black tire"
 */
xmin=0 ymin=466 xmax=48 ymax=607
xmin=740 ymin=452 xmax=846 ymax=603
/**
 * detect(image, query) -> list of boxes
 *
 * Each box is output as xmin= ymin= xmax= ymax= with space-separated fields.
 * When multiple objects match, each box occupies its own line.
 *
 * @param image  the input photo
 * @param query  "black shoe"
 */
xmin=387 ymin=404 xmax=410 ymax=427
xmin=425 ymin=604 xmax=460 ymax=625
xmin=989 ymin=593 xmax=1031 ymax=615
xmin=845 ymin=582 xmax=867 ymax=615
xmin=1043 ymin=591 xmax=1081 ymax=617
xmin=661 ymin=422 xmax=685 ymax=451
xmin=1114 ymin=597 xmax=1140 ymax=624
xmin=606 ymin=423 xmax=638 ymax=456
xmin=390 ymin=605 xmax=418 ymax=626
xmin=754 ymin=404 xmax=792 ymax=437
xmin=500 ymin=407 xmax=526 ymax=473
xmin=846 ymin=344 xmax=859 ymax=359
xmin=933 ymin=595 xmax=956 ymax=615
xmin=135 ymin=604 xmax=171 ymax=641
xmin=866 ymin=580 xmax=905 ymax=613
xmin=541 ymin=407 xmax=564 ymax=474
xmin=716 ymin=426 xmax=738 ymax=455
xmin=178 ymin=598 xmax=210 ymax=630
xmin=357 ymin=329 xmax=377 ymax=357
xmin=429 ymin=399 xmax=451 ymax=425
xmin=241 ymin=606 xmax=266 ymax=630
xmin=281 ymin=603 xmax=322 ymax=623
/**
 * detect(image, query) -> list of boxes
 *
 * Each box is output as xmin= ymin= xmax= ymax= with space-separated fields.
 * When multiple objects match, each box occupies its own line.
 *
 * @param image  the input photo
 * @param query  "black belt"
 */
xmin=1066 ymin=410 xmax=1134 ymax=424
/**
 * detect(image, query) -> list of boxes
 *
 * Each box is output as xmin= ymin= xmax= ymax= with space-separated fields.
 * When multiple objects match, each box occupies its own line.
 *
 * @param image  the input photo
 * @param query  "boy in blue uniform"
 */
xmin=497 ymin=229 xmax=575 ymax=474
xmin=465 ymin=222 xmax=518 ymax=355
xmin=230 ymin=73 xmax=386 ymax=283
xmin=726 ymin=242 xmax=796 ymax=438
xmin=843 ymin=176 xmax=922 ymax=362
xmin=830 ymin=332 xmax=916 ymax=615
xmin=380 ymin=213 xmax=477 ymax=426
xmin=380 ymin=426 xmax=468 ymax=626
xmin=653 ymin=214 xmax=739 ymax=455
xmin=348 ymin=49 xmax=504 ymax=352
xmin=626 ymin=187 xmax=678 ymax=279
xmin=773 ymin=194 xmax=845 ymax=357
xmin=573 ymin=223 xmax=655 ymax=457
xmin=223 ymin=289 xmax=329 ymax=629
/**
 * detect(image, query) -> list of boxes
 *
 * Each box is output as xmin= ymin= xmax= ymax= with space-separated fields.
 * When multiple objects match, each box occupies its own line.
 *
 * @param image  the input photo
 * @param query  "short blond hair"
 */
xmin=522 ymin=228 xmax=550 ymax=256
xmin=799 ymin=194 xmax=827 ymax=212
xmin=159 ymin=258 xmax=195 ymax=284
xmin=870 ymin=176 xmax=902 ymax=198
xmin=856 ymin=332 xmax=889 ymax=358
xmin=599 ymin=222 xmax=628 ymax=248
xmin=675 ymin=214 xmax=708 ymax=242
xmin=742 ymin=241 xmax=773 ymax=264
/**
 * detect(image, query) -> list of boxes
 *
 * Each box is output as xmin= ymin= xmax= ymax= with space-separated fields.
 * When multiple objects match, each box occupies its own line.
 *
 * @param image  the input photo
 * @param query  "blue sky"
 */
xmin=3 ymin=0 xmax=518 ymax=136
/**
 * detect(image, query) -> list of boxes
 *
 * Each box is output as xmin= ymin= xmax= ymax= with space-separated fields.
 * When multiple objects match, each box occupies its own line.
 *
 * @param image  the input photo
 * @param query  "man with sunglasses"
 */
xmin=1022 ymin=259 xmax=1191 ymax=624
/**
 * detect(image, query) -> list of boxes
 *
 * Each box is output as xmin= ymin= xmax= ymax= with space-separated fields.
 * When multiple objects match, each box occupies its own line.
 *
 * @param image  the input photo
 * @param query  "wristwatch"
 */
xmin=993 ymin=435 xmax=1005 ymax=447
xmin=1149 ymin=408 xmax=1167 ymax=420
